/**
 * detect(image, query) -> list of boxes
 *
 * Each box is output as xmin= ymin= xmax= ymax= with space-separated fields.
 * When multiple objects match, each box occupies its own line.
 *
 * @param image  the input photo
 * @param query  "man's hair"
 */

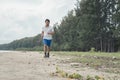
xmin=45 ymin=19 xmax=50 ymax=22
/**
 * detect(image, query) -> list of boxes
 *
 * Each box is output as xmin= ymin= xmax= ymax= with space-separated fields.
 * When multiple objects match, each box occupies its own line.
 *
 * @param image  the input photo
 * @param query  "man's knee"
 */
xmin=44 ymin=45 xmax=47 ymax=47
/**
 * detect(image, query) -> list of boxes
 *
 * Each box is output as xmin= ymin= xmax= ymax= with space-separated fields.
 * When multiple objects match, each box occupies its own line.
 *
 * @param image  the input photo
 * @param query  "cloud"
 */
xmin=0 ymin=0 xmax=76 ymax=44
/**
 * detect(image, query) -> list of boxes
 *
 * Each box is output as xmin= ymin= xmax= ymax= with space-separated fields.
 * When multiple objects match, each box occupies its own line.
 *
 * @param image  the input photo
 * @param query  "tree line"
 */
xmin=52 ymin=0 xmax=120 ymax=52
xmin=0 ymin=0 xmax=120 ymax=52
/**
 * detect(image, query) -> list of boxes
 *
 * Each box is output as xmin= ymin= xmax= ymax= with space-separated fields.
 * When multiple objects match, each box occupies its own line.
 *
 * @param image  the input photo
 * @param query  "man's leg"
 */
xmin=47 ymin=46 xmax=50 ymax=57
xmin=44 ymin=45 xmax=47 ymax=57
xmin=46 ymin=40 xmax=52 ymax=57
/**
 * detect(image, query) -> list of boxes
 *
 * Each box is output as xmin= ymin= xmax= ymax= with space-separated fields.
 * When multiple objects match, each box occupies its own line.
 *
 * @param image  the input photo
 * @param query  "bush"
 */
xmin=69 ymin=73 xmax=83 ymax=80
xmin=90 ymin=47 xmax=96 ymax=52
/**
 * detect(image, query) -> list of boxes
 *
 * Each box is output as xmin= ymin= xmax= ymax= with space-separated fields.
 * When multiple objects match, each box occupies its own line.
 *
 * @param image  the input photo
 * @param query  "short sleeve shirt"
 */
xmin=42 ymin=26 xmax=54 ymax=40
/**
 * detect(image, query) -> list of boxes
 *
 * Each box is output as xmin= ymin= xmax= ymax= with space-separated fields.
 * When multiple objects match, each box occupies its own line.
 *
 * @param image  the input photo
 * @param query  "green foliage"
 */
xmin=86 ymin=75 xmax=94 ymax=80
xmin=51 ymin=0 xmax=120 ymax=52
xmin=55 ymin=67 xmax=68 ymax=78
xmin=90 ymin=47 xmax=96 ymax=52
xmin=69 ymin=73 xmax=83 ymax=79
xmin=95 ymin=75 xmax=104 ymax=80
xmin=55 ymin=67 xmax=83 ymax=79
xmin=53 ymin=66 xmax=106 ymax=80
xmin=0 ymin=34 xmax=42 ymax=51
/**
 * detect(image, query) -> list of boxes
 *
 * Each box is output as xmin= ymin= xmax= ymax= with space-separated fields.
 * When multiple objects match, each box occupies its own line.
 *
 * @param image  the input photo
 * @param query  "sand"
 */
xmin=0 ymin=51 xmax=119 ymax=80
xmin=0 ymin=51 xmax=66 ymax=80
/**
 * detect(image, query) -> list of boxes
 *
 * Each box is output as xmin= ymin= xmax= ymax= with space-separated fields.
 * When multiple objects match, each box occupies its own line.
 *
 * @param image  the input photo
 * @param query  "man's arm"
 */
xmin=41 ymin=27 xmax=44 ymax=38
xmin=41 ymin=31 xmax=44 ymax=38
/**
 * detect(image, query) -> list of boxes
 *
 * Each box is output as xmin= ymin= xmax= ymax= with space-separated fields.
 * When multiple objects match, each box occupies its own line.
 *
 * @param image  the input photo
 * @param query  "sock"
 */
xmin=44 ymin=52 xmax=47 ymax=56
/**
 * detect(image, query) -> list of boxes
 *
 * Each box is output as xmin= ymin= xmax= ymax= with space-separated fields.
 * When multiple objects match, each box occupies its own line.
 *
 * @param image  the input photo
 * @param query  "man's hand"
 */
xmin=41 ymin=31 xmax=44 ymax=38
xmin=41 ymin=34 xmax=44 ymax=37
xmin=48 ymin=32 xmax=54 ymax=35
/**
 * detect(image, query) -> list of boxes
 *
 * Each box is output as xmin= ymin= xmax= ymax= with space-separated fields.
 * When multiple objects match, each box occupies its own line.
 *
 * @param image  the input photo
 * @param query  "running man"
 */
xmin=41 ymin=19 xmax=54 ymax=58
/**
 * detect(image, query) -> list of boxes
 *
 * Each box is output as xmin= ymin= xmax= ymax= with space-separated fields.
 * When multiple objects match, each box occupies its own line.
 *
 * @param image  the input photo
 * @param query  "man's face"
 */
xmin=45 ymin=21 xmax=50 ymax=26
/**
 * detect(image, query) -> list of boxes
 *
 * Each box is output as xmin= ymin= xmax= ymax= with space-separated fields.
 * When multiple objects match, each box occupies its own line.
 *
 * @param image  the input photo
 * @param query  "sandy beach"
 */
xmin=0 ymin=51 xmax=66 ymax=80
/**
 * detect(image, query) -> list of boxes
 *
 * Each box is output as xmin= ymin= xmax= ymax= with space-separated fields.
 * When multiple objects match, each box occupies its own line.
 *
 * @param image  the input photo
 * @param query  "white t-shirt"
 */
xmin=42 ymin=26 xmax=54 ymax=40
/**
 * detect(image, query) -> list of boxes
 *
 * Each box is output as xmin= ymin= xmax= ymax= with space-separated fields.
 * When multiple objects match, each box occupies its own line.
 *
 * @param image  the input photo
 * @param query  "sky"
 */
xmin=0 ymin=0 xmax=76 ymax=44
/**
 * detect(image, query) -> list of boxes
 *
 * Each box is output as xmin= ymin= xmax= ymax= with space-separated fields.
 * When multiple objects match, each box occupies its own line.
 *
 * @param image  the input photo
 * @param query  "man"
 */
xmin=41 ymin=19 xmax=54 ymax=58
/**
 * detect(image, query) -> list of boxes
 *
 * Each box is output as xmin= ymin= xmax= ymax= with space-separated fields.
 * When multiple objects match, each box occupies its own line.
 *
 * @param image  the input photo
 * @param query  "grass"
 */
xmin=52 ymin=51 xmax=120 ymax=74
xmin=53 ymin=51 xmax=120 ymax=58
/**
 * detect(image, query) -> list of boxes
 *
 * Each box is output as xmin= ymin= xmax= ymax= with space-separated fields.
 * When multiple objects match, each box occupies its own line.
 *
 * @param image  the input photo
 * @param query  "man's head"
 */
xmin=45 ymin=19 xmax=50 ymax=26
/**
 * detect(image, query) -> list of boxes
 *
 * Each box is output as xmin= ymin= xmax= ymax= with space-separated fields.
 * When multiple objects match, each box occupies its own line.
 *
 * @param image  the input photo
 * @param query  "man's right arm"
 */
xmin=41 ymin=27 xmax=44 ymax=38
xmin=41 ymin=31 xmax=44 ymax=38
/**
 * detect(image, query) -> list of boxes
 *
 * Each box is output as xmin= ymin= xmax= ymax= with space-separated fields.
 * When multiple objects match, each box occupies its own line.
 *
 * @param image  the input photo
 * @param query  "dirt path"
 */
xmin=0 ymin=51 xmax=119 ymax=80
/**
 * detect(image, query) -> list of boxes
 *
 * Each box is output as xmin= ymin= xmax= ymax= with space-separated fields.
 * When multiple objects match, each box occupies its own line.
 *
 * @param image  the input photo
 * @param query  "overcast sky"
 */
xmin=0 ymin=0 xmax=76 ymax=44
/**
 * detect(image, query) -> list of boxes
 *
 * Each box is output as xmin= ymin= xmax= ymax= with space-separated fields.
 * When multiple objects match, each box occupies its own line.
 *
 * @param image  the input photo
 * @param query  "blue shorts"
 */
xmin=43 ymin=39 xmax=52 ymax=47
